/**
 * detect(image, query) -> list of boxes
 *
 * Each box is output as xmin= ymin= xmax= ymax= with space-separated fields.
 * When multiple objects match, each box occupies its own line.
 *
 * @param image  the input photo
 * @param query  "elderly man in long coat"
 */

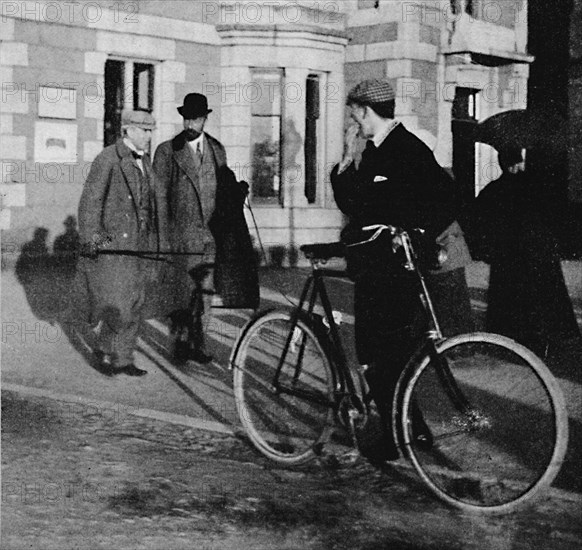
xmin=75 ymin=110 xmax=168 ymax=376
xmin=154 ymin=93 xmax=259 ymax=364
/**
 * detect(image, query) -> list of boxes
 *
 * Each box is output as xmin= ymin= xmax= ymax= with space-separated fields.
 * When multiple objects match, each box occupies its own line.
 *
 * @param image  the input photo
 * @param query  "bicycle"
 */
xmin=230 ymin=224 xmax=569 ymax=513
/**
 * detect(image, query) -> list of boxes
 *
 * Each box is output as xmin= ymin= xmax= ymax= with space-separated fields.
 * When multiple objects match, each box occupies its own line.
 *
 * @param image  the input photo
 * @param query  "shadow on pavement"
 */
xmin=12 ymin=226 xmax=242 ymax=429
xmin=138 ymin=320 xmax=238 ymax=427
xmin=14 ymin=225 xmax=118 ymax=378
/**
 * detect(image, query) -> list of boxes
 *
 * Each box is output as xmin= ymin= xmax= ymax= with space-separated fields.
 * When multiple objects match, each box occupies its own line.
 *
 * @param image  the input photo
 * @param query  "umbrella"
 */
xmin=475 ymin=108 xmax=567 ymax=151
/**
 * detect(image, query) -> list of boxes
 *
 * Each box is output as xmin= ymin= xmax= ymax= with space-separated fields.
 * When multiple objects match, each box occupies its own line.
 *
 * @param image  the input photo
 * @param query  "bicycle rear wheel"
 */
xmin=399 ymin=332 xmax=568 ymax=513
xmin=231 ymin=308 xmax=336 ymax=465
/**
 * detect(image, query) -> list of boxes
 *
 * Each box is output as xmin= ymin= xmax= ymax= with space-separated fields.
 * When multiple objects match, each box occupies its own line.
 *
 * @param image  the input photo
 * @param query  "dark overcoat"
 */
xmin=153 ymin=131 xmax=259 ymax=311
xmin=331 ymin=123 xmax=460 ymax=365
xmin=75 ymin=139 xmax=167 ymax=326
xmin=332 ymin=124 xmax=459 ymax=275
xmin=469 ymin=170 xmax=580 ymax=352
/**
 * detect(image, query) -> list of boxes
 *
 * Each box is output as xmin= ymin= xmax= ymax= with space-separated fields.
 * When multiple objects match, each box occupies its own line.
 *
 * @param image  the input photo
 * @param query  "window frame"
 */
xmin=248 ymin=67 xmax=285 ymax=207
xmin=103 ymin=57 xmax=156 ymax=148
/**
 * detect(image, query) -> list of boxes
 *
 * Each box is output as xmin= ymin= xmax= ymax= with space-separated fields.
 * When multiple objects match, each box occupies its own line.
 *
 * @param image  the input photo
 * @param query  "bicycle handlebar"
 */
xmin=346 ymin=224 xmax=421 ymax=247
xmin=345 ymin=224 xmax=427 ymax=273
xmin=300 ymin=225 xmax=440 ymax=272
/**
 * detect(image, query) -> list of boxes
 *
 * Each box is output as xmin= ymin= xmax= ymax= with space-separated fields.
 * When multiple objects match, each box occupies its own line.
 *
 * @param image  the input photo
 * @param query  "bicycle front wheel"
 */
xmin=231 ymin=309 xmax=336 ymax=465
xmin=400 ymin=332 xmax=568 ymax=513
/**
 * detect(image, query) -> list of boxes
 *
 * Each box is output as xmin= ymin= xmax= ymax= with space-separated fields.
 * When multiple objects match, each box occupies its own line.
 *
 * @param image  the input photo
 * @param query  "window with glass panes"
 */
xmin=104 ymin=59 xmax=154 ymax=148
xmin=250 ymin=69 xmax=283 ymax=205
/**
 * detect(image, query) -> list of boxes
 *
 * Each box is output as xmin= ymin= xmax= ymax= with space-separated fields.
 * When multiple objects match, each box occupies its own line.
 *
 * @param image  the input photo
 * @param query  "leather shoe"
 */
xmin=173 ymin=340 xmax=191 ymax=363
xmin=360 ymin=439 xmax=400 ymax=465
xmin=94 ymin=351 xmax=118 ymax=376
xmin=94 ymin=350 xmax=112 ymax=364
xmin=187 ymin=350 xmax=214 ymax=365
xmin=357 ymin=412 xmax=400 ymax=464
xmin=121 ymin=364 xmax=147 ymax=377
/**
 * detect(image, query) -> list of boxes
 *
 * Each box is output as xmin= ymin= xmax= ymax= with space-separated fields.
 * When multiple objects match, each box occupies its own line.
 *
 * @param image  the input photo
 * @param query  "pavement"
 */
xmin=2 ymin=258 xmax=582 ymax=549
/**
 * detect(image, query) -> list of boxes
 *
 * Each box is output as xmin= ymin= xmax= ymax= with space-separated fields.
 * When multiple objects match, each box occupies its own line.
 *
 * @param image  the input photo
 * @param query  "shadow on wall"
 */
xmin=14 ymin=218 xmax=80 ymax=322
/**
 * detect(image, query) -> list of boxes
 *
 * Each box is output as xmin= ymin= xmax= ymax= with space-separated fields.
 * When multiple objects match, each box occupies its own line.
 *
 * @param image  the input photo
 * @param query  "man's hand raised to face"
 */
xmin=338 ymin=123 xmax=361 ymax=174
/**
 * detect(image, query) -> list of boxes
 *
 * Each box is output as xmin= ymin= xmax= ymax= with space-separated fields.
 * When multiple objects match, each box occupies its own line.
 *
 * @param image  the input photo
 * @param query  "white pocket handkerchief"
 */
xmin=373 ymin=175 xmax=388 ymax=182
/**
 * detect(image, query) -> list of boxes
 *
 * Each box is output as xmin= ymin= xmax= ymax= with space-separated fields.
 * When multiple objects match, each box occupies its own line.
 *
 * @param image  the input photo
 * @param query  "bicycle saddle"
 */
xmin=300 ymin=242 xmax=346 ymax=260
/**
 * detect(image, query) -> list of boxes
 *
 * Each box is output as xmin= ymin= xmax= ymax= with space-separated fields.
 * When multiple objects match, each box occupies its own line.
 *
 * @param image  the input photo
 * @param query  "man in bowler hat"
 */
xmin=154 ymin=93 xmax=259 ymax=365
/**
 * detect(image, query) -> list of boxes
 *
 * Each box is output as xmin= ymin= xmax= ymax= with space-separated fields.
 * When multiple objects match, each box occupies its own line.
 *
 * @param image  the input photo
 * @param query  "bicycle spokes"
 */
xmin=233 ymin=311 xmax=336 ymax=465
xmin=401 ymin=335 xmax=567 ymax=512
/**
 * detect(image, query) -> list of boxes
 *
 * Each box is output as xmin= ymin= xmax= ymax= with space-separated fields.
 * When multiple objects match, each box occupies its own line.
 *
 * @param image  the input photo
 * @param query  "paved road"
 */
xmin=4 ymin=388 xmax=581 ymax=550
xmin=2 ymin=261 xmax=581 ymax=495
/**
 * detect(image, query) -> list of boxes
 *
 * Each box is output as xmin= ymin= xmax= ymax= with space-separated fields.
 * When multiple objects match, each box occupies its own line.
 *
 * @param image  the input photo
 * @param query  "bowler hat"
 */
xmin=177 ymin=93 xmax=213 ymax=119
xmin=121 ymin=110 xmax=156 ymax=130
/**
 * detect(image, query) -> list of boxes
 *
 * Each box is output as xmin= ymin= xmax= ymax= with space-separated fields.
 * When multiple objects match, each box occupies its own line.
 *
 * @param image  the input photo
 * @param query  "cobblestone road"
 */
xmin=2 ymin=261 xmax=581 ymax=549
xmin=3 ymin=389 xmax=582 ymax=550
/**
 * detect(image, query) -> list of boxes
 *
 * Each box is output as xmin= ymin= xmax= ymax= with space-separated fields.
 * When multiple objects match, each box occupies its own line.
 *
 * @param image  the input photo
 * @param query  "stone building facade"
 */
xmin=1 ymin=0 xmax=531 ymax=264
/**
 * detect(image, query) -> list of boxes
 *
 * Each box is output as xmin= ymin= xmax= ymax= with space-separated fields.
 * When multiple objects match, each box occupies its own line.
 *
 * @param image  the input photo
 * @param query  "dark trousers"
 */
xmin=171 ymin=263 xmax=215 ymax=355
xmin=425 ymin=267 xmax=474 ymax=337
xmin=188 ymin=263 xmax=215 ymax=353
xmin=354 ymin=271 xmax=425 ymax=437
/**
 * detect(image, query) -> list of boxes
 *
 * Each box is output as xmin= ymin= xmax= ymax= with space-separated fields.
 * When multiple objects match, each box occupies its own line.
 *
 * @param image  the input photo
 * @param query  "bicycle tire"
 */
xmin=231 ymin=308 xmax=337 ymax=465
xmin=398 ymin=332 xmax=568 ymax=514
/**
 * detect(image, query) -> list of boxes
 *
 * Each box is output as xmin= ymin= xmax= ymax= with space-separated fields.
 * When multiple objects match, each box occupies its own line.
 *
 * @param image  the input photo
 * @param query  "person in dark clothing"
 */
xmin=470 ymin=147 xmax=580 ymax=356
xmin=330 ymin=79 xmax=461 ymax=461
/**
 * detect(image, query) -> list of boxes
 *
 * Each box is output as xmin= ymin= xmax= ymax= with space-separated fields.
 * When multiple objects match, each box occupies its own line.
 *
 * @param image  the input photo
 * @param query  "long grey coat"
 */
xmin=153 ymin=131 xmax=259 ymax=312
xmin=76 ymin=139 xmax=167 ymax=327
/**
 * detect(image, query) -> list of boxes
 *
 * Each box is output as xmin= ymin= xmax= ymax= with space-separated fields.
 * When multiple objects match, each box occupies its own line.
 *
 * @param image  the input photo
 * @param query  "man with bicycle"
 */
xmin=331 ymin=79 xmax=461 ymax=461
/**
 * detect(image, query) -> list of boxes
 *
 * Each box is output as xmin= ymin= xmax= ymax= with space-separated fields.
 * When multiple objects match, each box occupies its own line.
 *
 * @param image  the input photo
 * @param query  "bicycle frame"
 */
xmin=271 ymin=263 xmax=365 ymax=414
xmin=271 ymin=225 xmax=475 ymax=421
xmin=394 ymin=229 xmax=475 ymax=416
xmin=232 ymin=225 xmax=568 ymax=511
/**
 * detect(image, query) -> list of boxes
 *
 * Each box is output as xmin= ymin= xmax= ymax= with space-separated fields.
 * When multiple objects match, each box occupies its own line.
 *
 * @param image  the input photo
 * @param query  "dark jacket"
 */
xmin=331 ymin=123 xmax=463 ymax=366
xmin=332 ymin=123 xmax=458 ymax=276
xmin=153 ymin=131 xmax=259 ymax=310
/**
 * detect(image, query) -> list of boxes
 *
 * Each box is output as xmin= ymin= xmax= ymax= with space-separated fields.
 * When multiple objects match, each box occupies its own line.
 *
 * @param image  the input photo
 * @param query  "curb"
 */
xmin=2 ymin=382 xmax=235 ymax=436
xmin=4 ymin=382 xmax=581 ymax=507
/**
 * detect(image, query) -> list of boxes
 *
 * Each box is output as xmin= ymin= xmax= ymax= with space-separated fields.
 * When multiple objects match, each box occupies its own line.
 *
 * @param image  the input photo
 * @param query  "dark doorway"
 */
xmin=104 ymin=60 xmax=125 ymax=148
xmin=452 ymin=87 xmax=479 ymax=206
xmin=103 ymin=60 xmax=155 ymax=148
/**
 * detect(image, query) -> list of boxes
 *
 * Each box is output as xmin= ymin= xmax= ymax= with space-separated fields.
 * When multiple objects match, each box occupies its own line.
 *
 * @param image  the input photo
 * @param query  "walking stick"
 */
xmin=80 ymin=249 xmax=205 ymax=262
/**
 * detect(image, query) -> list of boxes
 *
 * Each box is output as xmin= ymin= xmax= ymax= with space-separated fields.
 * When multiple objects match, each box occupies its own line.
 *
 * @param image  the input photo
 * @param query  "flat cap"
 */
xmin=347 ymin=79 xmax=395 ymax=105
xmin=121 ymin=110 xmax=156 ymax=130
